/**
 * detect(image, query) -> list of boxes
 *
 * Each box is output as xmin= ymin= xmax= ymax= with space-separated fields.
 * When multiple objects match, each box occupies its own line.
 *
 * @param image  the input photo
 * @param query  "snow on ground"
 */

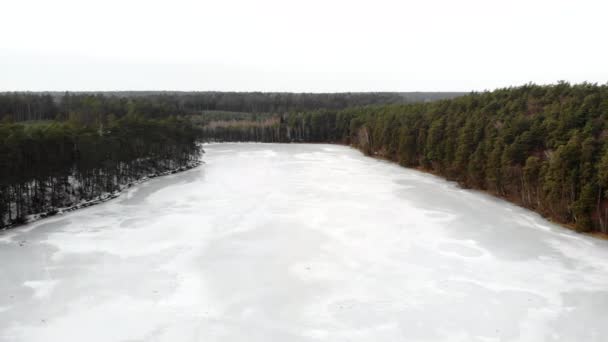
xmin=1 ymin=143 xmax=608 ymax=342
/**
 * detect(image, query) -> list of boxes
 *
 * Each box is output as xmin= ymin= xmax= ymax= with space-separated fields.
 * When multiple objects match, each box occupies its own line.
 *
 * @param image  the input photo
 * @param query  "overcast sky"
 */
xmin=1 ymin=0 xmax=607 ymax=92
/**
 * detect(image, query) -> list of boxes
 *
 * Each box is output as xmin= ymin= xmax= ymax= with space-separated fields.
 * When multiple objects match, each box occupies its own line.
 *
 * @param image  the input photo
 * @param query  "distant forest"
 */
xmin=201 ymin=83 xmax=608 ymax=234
xmin=0 ymin=91 xmax=464 ymax=122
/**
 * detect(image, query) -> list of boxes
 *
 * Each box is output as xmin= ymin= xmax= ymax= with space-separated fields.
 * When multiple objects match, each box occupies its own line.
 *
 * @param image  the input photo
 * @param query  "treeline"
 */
xmin=166 ymin=91 xmax=464 ymax=113
xmin=0 ymin=117 xmax=202 ymax=227
xmin=0 ymin=93 xmax=58 ymax=122
xmin=191 ymin=111 xmax=276 ymax=126
xmin=202 ymin=82 xmax=608 ymax=234
xmin=201 ymin=117 xmax=287 ymax=142
xmin=0 ymin=91 xmax=464 ymax=122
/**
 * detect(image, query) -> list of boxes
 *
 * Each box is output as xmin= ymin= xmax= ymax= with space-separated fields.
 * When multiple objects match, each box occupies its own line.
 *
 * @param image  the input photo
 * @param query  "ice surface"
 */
xmin=1 ymin=143 xmax=608 ymax=342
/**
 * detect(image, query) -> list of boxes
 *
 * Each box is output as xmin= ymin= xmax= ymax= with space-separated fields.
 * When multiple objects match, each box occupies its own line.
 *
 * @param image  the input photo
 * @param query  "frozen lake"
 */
xmin=2 ymin=143 xmax=608 ymax=342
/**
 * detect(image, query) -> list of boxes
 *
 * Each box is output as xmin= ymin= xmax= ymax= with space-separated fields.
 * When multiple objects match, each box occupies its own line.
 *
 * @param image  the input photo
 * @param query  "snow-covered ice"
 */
xmin=1 ymin=143 xmax=608 ymax=342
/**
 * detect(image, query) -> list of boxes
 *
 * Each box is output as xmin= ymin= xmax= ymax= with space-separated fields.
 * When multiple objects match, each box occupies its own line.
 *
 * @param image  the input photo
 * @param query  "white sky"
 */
xmin=1 ymin=0 xmax=607 ymax=92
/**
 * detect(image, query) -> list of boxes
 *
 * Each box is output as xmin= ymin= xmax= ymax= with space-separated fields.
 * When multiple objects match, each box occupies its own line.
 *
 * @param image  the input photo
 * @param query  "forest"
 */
xmin=0 ymin=116 xmax=202 ymax=228
xmin=201 ymin=82 xmax=608 ymax=234
xmin=0 ymin=91 xmax=463 ymax=122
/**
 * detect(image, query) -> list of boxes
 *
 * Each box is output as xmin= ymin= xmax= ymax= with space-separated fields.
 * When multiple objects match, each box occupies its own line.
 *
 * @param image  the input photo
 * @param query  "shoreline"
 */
xmin=360 ymin=147 xmax=608 ymax=241
xmin=0 ymin=160 xmax=203 ymax=232
xmin=209 ymin=141 xmax=608 ymax=240
xmin=8 ymin=141 xmax=607 ymax=241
